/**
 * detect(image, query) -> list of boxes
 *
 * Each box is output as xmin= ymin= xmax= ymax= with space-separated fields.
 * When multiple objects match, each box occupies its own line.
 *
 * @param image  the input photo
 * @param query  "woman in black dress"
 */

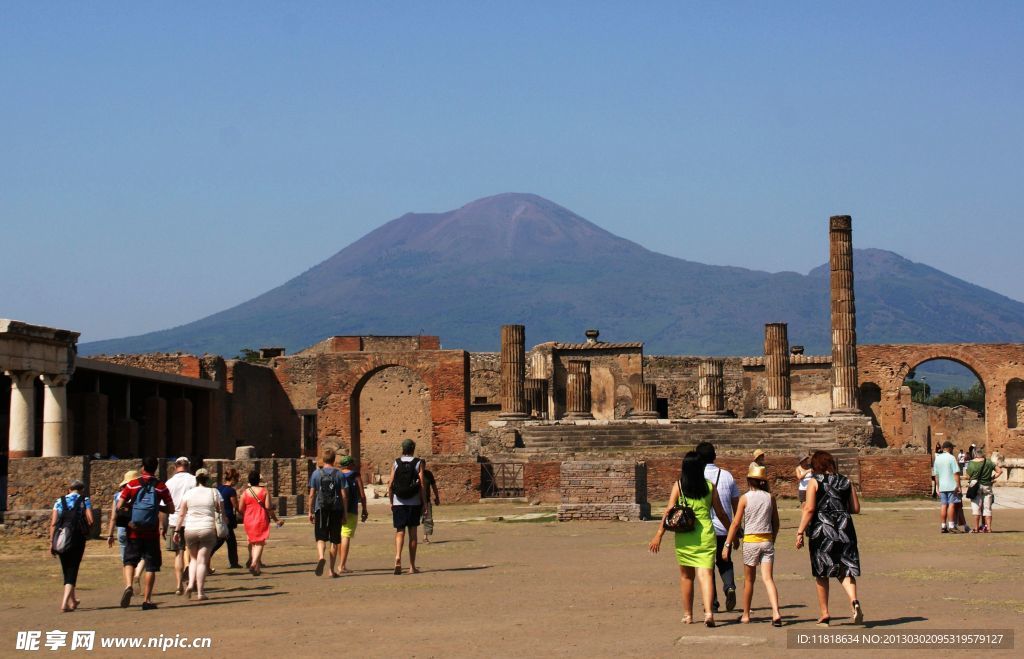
xmin=795 ymin=451 xmax=863 ymax=626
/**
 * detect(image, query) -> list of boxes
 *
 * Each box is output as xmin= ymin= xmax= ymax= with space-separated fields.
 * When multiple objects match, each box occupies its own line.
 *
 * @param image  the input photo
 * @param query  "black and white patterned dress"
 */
xmin=807 ymin=473 xmax=861 ymax=579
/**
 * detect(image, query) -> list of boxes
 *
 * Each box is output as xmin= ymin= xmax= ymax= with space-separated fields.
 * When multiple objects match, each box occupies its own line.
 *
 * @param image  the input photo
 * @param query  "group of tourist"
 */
xmin=932 ymin=441 xmax=1004 ymax=533
xmin=649 ymin=443 xmax=863 ymax=628
xmin=46 ymin=439 xmax=441 ymax=612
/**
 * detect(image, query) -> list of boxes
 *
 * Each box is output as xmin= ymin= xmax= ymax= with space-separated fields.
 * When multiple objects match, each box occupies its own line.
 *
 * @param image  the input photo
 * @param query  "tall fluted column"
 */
xmin=41 ymin=374 xmax=70 ymax=457
xmin=763 ymin=323 xmax=794 ymax=415
xmin=499 ymin=324 xmax=529 ymax=419
xmin=6 ymin=370 xmax=38 ymax=458
xmin=829 ymin=215 xmax=860 ymax=415
xmin=697 ymin=359 xmax=728 ymax=417
xmin=565 ymin=360 xmax=593 ymax=420
xmin=525 ymin=377 xmax=548 ymax=419
xmin=630 ymin=382 xmax=659 ymax=418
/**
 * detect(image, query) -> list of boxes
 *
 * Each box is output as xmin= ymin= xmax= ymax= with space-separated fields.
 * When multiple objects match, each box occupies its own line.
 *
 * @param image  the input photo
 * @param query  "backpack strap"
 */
xmin=59 ymin=495 xmax=68 ymax=523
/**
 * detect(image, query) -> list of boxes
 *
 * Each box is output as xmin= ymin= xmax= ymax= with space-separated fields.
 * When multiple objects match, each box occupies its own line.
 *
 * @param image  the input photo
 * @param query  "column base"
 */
xmin=762 ymin=409 xmax=796 ymax=417
xmin=498 ymin=412 xmax=530 ymax=420
xmin=629 ymin=411 xmax=659 ymax=419
xmin=8 ymin=450 xmax=35 ymax=459
xmin=696 ymin=411 xmax=730 ymax=418
xmin=565 ymin=412 xmax=594 ymax=420
xmin=829 ymin=408 xmax=863 ymax=417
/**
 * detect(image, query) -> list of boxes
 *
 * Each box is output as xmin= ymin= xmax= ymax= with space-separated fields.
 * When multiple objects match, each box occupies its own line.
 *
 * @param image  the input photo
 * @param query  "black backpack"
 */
xmin=392 ymin=458 xmax=421 ymax=499
xmin=318 ymin=468 xmax=341 ymax=509
xmin=53 ymin=496 xmax=90 ymax=553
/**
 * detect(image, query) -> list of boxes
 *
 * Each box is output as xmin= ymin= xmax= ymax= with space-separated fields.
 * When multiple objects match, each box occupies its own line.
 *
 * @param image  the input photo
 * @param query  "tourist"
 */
xmin=957 ymin=448 xmax=967 ymax=475
xmin=165 ymin=456 xmax=196 ymax=595
xmin=173 ymin=468 xmax=223 ymax=601
xmin=795 ymin=450 xmax=863 ymax=627
xmin=722 ymin=465 xmax=782 ymax=626
xmin=932 ymin=441 xmax=962 ymax=533
xmin=795 ymin=453 xmax=813 ymax=506
xmin=238 ymin=469 xmax=283 ymax=575
xmin=49 ymin=479 xmax=94 ymax=612
xmin=211 ymin=468 xmax=241 ymax=569
xmin=749 ymin=449 xmax=766 ymax=472
xmin=117 ymin=456 xmax=175 ymax=610
xmin=649 ymin=450 xmax=733 ymax=627
xmin=308 ymin=447 xmax=348 ymax=577
xmin=966 ymin=447 xmax=1003 ymax=533
xmin=695 ymin=441 xmax=739 ymax=613
xmin=420 ymin=461 xmax=441 ymax=543
xmin=930 ymin=446 xmax=942 ymax=499
xmin=389 ymin=438 xmax=426 ymax=575
xmin=338 ymin=455 xmax=368 ymax=573
xmin=106 ymin=469 xmax=144 ymax=593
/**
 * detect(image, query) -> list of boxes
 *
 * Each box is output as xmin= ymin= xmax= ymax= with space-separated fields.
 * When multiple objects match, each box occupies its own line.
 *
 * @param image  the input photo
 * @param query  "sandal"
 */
xmin=315 ymin=558 xmax=326 ymax=576
xmin=119 ymin=586 xmax=133 ymax=608
xmin=393 ymin=563 xmax=402 ymax=575
xmin=704 ymin=614 xmax=716 ymax=628
xmin=772 ymin=618 xmax=782 ymax=627
xmin=816 ymin=616 xmax=830 ymax=627
xmin=680 ymin=615 xmax=692 ymax=624
xmin=852 ymin=600 xmax=864 ymax=625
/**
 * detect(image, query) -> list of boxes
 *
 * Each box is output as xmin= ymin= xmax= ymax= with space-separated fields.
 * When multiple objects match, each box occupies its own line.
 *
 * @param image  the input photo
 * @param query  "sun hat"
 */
xmin=118 ymin=470 xmax=140 ymax=487
xmin=195 ymin=467 xmax=210 ymax=478
xmin=752 ymin=449 xmax=765 ymax=460
xmin=747 ymin=464 xmax=768 ymax=480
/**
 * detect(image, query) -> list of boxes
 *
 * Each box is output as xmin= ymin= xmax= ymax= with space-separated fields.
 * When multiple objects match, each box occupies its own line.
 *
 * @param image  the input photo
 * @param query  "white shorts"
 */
xmin=970 ymin=485 xmax=993 ymax=517
xmin=742 ymin=541 xmax=775 ymax=566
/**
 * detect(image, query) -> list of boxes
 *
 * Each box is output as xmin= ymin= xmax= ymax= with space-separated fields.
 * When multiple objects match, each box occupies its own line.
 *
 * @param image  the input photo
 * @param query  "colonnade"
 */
xmin=5 ymin=370 xmax=71 ymax=457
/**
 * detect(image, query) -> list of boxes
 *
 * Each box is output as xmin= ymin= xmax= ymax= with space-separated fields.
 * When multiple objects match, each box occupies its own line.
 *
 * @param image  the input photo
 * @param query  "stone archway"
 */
xmin=352 ymin=365 xmax=432 ymax=484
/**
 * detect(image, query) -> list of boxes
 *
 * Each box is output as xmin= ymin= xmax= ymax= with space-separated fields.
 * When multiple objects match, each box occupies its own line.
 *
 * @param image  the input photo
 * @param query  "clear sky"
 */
xmin=2 ymin=2 xmax=1022 ymax=342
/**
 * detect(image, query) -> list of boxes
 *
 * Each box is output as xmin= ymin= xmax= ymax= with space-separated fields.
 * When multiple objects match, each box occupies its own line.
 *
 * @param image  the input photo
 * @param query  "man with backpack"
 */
xmin=307 ymin=447 xmax=348 ymax=578
xmin=117 ymin=456 xmax=175 ymax=610
xmin=388 ymin=438 xmax=426 ymax=575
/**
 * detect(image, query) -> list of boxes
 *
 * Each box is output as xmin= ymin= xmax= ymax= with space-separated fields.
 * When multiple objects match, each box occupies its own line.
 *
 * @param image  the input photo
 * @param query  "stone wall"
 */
xmin=524 ymin=460 xmax=561 ymax=504
xmin=90 ymin=353 xmax=203 ymax=379
xmin=7 ymin=456 xmax=89 ymax=511
xmin=226 ymin=360 xmax=301 ymax=458
xmin=358 ymin=365 xmax=433 ymax=482
xmin=911 ymin=403 xmax=986 ymax=451
xmin=550 ymin=349 xmax=643 ymax=420
xmin=427 ymin=457 xmax=481 ymax=504
xmin=557 ymin=460 xmax=644 ymax=521
xmin=643 ymin=356 xmax=746 ymax=418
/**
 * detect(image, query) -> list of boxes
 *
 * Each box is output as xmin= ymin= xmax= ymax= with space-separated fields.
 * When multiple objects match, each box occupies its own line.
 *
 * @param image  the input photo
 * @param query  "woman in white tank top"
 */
xmin=723 ymin=465 xmax=782 ymax=626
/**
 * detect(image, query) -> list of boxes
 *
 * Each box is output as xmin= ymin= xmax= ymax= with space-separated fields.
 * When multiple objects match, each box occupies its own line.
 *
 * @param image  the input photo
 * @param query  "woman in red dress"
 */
xmin=238 ymin=470 xmax=283 ymax=575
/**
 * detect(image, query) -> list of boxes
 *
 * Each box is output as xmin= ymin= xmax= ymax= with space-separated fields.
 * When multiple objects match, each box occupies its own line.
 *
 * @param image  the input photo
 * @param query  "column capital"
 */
xmin=40 ymin=373 xmax=71 ymax=387
xmin=5 ymin=370 xmax=40 ymax=387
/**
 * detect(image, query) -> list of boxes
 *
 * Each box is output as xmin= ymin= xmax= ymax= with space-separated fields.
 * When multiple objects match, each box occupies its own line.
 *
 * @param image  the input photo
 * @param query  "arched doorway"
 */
xmin=904 ymin=359 xmax=985 ymax=451
xmin=352 ymin=366 xmax=432 ymax=484
xmin=1007 ymin=379 xmax=1024 ymax=429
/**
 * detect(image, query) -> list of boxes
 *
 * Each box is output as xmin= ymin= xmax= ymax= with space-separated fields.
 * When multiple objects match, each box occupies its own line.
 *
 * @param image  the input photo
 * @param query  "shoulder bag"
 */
xmin=212 ymin=488 xmax=228 ymax=540
xmin=663 ymin=480 xmax=697 ymax=533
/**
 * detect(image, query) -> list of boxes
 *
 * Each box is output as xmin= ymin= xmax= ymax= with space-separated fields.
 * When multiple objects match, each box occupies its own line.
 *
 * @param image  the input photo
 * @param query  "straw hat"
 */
xmin=747 ymin=464 xmax=768 ymax=480
xmin=118 ymin=470 xmax=140 ymax=488
xmin=752 ymin=449 xmax=766 ymax=460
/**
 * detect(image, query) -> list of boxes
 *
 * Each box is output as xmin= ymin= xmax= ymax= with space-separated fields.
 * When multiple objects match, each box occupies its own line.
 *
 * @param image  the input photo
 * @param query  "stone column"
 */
xmin=144 ymin=396 xmax=168 ymax=458
xmin=697 ymin=359 xmax=729 ymax=417
xmin=499 ymin=324 xmax=529 ymax=419
xmin=763 ymin=323 xmax=794 ymax=416
xmin=829 ymin=215 xmax=861 ymax=415
xmin=565 ymin=360 xmax=593 ymax=420
xmin=169 ymin=398 xmax=194 ymax=457
xmin=525 ymin=377 xmax=548 ymax=419
xmin=630 ymin=382 xmax=659 ymax=418
xmin=79 ymin=391 xmax=109 ymax=456
xmin=41 ymin=374 xmax=71 ymax=457
xmin=6 ymin=370 xmax=38 ymax=458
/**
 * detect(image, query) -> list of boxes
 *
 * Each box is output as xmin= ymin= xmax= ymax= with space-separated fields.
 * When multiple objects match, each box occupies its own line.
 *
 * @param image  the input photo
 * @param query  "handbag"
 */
xmin=51 ymin=495 xmax=79 ymax=554
xmin=663 ymin=481 xmax=697 ymax=533
xmin=212 ymin=489 xmax=228 ymax=540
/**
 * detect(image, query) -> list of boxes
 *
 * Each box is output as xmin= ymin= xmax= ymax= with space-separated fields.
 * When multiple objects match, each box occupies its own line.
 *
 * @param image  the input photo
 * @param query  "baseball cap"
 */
xmin=340 ymin=455 xmax=354 ymax=467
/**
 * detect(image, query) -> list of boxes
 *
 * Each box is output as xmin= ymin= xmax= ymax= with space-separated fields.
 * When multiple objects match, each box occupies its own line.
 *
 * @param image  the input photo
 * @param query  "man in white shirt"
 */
xmin=164 ymin=456 xmax=197 ymax=594
xmin=696 ymin=441 xmax=739 ymax=612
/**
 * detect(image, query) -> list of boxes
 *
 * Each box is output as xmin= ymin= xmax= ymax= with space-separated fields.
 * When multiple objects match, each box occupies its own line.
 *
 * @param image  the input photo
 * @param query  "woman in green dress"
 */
xmin=650 ymin=451 xmax=734 ymax=627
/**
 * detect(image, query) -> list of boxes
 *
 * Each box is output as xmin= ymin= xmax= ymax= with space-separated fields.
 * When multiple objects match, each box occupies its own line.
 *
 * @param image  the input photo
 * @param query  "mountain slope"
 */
xmin=81 ymin=193 xmax=1024 ymax=356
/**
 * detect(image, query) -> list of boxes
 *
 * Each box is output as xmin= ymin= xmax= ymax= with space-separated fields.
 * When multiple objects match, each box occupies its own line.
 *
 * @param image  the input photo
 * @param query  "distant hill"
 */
xmin=81 ymin=193 xmax=1024 ymax=357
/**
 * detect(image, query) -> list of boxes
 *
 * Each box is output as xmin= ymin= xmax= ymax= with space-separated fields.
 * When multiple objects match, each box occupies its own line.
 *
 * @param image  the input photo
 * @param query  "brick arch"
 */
xmin=858 ymin=343 xmax=1024 ymax=456
xmin=309 ymin=351 xmax=469 ymax=462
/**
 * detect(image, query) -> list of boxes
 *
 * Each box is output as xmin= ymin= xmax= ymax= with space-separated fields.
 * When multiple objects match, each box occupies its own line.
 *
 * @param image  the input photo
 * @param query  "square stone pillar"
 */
xmin=144 ymin=396 xmax=167 ymax=458
xmin=79 ymin=391 xmax=109 ymax=456
xmin=169 ymin=398 xmax=194 ymax=457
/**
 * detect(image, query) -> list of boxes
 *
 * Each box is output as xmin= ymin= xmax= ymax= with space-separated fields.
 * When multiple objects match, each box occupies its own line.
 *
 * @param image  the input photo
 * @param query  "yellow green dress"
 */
xmin=673 ymin=479 xmax=716 ymax=568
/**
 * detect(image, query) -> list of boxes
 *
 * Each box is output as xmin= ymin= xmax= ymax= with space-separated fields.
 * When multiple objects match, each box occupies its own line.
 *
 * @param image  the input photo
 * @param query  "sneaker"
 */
xmin=941 ymin=528 xmax=948 ymax=534
xmin=725 ymin=588 xmax=737 ymax=612
xmin=141 ymin=602 xmax=158 ymax=611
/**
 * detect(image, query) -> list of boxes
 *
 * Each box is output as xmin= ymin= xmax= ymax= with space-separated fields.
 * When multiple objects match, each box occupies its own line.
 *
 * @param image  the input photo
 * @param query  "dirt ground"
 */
xmin=1 ymin=498 xmax=1022 ymax=657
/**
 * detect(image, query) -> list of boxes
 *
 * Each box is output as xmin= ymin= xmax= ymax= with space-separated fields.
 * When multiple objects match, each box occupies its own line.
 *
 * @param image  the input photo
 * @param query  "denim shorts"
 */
xmin=939 ymin=491 xmax=961 ymax=505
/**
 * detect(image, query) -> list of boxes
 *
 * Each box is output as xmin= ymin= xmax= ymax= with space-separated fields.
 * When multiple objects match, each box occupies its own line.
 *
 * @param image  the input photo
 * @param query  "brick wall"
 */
xmin=524 ymin=461 xmax=561 ymax=504
xmin=557 ymin=460 xmax=644 ymax=521
xmin=428 ymin=458 xmax=481 ymax=504
xmin=7 ymin=457 xmax=88 ymax=511
xmin=226 ymin=360 xmax=300 ymax=458
xmin=858 ymin=454 xmax=931 ymax=498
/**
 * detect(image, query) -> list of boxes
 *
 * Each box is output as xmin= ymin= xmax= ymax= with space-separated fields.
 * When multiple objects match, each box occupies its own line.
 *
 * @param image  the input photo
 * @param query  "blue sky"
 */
xmin=2 ymin=2 xmax=1022 ymax=342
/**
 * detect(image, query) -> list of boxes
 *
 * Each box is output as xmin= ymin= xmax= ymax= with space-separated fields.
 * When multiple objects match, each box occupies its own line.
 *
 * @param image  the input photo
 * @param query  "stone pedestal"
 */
xmin=6 ymin=370 xmax=38 ymax=458
xmin=697 ymin=359 xmax=729 ymax=417
xmin=631 ymin=382 xmax=659 ymax=418
xmin=41 ymin=374 xmax=70 ymax=457
xmin=763 ymin=323 xmax=795 ymax=416
xmin=829 ymin=216 xmax=861 ymax=415
xmin=499 ymin=324 xmax=529 ymax=419
xmin=565 ymin=360 xmax=593 ymax=420
xmin=525 ymin=377 xmax=548 ymax=419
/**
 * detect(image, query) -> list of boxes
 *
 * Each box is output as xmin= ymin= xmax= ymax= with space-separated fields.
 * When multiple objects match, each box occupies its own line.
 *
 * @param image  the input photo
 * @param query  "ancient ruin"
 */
xmin=3 ymin=215 xmax=1024 ymax=529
